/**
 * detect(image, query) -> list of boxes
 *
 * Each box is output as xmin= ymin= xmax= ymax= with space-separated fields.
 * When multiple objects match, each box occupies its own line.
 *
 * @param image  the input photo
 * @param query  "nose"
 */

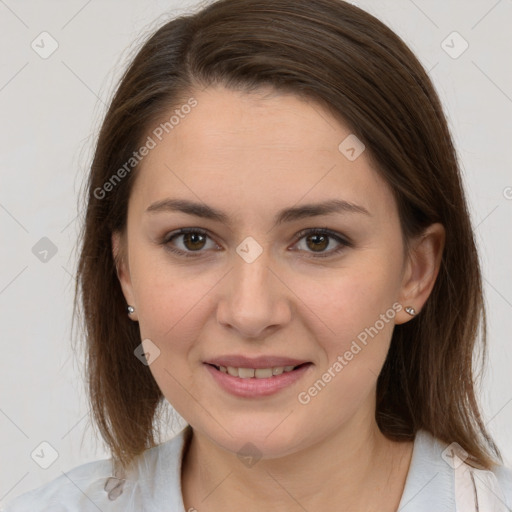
xmin=216 ymin=247 xmax=292 ymax=339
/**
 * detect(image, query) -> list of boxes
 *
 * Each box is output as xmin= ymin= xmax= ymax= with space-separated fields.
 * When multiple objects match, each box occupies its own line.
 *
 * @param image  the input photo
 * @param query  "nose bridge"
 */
xmin=217 ymin=236 xmax=290 ymax=337
xmin=233 ymin=234 xmax=271 ymax=289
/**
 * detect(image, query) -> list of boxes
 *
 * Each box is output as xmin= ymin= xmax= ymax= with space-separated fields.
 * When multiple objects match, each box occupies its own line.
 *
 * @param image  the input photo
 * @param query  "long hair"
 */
xmin=74 ymin=0 xmax=501 ymax=471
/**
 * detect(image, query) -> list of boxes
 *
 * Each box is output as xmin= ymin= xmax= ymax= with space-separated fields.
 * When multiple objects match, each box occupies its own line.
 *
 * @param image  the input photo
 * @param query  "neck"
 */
xmin=181 ymin=408 xmax=414 ymax=511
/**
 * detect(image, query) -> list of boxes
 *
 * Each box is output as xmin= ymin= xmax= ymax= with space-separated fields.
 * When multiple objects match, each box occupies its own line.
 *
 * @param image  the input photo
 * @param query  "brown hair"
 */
xmin=74 ymin=0 xmax=502 ymax=471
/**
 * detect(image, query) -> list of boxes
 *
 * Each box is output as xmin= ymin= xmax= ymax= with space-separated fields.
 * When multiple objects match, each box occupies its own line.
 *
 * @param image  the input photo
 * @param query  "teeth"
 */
xmin=255 ymin=368 xmax=273 ymax=378
xmin=218 ymin=365 xmax=299 ymax=378
xmin=238 ymin=367 xmax=255 ymax=378
xmin=226 ymin=366 xmax=238 ymax=377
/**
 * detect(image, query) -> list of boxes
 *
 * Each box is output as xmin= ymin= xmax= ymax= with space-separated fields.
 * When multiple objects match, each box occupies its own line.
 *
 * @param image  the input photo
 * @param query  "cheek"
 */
xmin=287 ymin=260 xmax=402 ymax=419
xmin=135 ymin=278 xmax=210 ymax=348
xmin=130 ymin=263 xmax=215 ymax=413
xmin=292 ymin=259 xmax=401 ymax=346
xmin=128 ymin=245 xmax=207 ymax=343
xmin=291 ymin=270 xmax=399 ymax=424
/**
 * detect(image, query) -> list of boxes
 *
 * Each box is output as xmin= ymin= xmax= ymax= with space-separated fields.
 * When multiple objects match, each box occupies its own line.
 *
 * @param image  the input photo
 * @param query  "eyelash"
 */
xmin=161 ymin=227 xmax=352 ymax=259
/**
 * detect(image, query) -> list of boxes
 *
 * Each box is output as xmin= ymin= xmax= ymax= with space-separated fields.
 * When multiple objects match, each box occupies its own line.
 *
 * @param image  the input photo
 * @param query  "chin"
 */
xmin=197 ymin=414 xmax=313 ymax=461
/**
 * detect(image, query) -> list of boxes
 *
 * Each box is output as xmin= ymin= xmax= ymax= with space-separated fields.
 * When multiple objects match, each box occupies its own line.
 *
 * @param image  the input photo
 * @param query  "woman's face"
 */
xmin=114 ymin=85 xmax=421 ymax=458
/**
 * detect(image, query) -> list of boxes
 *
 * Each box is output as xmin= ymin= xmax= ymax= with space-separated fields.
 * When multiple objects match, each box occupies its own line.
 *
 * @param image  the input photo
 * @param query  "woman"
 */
xmin=4 ymin=0 xmax=511 ymax=510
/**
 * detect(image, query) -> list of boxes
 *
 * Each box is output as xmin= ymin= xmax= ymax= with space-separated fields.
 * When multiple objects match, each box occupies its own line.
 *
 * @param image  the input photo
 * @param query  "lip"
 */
xmin=204 ymin=355 xmax=309 ymax=369
xmin=204 ymin=361 xmax=313 ymax=398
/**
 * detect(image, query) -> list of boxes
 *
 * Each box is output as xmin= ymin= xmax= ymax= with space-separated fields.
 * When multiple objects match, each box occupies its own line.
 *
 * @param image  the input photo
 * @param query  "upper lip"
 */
xmin=205 ymin=355 xmax=310 ymax=369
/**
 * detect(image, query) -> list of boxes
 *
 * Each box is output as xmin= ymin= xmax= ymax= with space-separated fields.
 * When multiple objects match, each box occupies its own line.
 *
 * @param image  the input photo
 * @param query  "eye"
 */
xmin=161 ymin=228 xmax=220 ymax=257
xmin=160 ymin=227 xmax=352 ymax=259
xmin=292 ymin=228 xmax=352 ymax=258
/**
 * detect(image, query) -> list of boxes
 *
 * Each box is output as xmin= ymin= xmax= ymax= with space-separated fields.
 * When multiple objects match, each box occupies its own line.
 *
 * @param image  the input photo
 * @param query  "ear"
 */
xmin=112 ymin=231 xmax=138 ymax=321
xmin=395 ymin=223 xmax=445 ymax=325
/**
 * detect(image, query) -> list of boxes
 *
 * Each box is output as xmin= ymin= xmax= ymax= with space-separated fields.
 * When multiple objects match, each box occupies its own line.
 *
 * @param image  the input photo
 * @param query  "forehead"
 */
xmin=130 ymin=85 xmax=396 ymax=220
xmin=173 ymin=86 xmax=354 ymax=164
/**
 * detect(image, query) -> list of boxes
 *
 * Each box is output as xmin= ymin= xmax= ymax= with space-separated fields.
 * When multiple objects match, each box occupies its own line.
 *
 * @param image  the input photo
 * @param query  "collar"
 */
xmin=144 ymin=427 xmax=478 ymax=511
xmin=397 ymin=429 xmax=456 ymax=511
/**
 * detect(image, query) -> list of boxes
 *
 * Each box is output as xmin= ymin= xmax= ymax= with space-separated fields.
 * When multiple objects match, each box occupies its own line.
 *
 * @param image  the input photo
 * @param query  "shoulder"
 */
xmin=493 ymin=463 xmax=512 ymax=505
xmin=1 ymin=426 xmax=191 ymax=512
xmin=401 ymin=429 xmax=512 ymax=510
xmin=1 ymin=458 xmax=114 ymax=512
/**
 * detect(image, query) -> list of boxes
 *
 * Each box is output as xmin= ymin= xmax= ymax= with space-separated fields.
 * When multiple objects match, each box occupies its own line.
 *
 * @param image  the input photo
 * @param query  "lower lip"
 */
xmin=204 ymin=363 xmax=313 ymax=398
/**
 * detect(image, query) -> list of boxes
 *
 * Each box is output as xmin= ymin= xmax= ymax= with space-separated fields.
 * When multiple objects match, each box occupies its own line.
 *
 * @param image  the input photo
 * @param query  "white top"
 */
xmin=2 ymin=426 xmax=511 ymax=511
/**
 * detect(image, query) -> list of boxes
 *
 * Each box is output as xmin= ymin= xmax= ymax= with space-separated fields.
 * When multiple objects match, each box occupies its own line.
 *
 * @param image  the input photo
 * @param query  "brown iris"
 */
xmin=306 ymin=233 xmax=329 ymax=252
xmin=183 ymin=232 xmax=207 ymax=251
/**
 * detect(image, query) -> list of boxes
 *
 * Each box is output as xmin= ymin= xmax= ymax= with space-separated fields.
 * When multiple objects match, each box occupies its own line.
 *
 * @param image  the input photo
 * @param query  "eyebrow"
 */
xmin=145 ymin=198 xmax=371 ymax=226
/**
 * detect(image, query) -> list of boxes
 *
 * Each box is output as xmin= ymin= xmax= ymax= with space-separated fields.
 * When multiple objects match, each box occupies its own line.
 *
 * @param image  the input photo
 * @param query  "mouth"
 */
xmin=206 ymin=362 xmax=311 ymax=379
xmin=203 ymin=361 xmax=313 ymax=398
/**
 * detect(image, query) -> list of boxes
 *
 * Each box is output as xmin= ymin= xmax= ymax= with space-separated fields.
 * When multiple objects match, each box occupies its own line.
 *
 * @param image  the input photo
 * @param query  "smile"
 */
xmin=209 ymin=364 xmax=304 ymax=378
xmin=204 ymin=362 xmax=313 ymax=398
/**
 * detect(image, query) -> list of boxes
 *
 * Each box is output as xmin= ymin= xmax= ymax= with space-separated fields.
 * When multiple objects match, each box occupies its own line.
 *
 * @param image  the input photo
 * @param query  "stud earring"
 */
xmin=127 ymin=305 xmax=135 ymax=315
xmin=405 ymin=306 xmax=416 ymax=316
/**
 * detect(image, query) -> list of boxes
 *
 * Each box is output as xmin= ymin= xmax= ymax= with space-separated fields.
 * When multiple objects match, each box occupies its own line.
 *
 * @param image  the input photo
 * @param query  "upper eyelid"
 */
xmin=294 ymin=228 xmax=351 ymax=244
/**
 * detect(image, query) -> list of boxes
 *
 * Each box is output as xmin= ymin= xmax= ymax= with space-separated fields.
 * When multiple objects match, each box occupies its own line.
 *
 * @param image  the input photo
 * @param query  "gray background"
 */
xmin=1 ymin=0 xmax=511 ymax=504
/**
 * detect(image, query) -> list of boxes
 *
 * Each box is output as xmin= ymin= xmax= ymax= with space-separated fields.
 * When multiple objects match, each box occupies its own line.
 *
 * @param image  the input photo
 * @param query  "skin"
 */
xmin=112 ymin=85 xmax=445 ymax=511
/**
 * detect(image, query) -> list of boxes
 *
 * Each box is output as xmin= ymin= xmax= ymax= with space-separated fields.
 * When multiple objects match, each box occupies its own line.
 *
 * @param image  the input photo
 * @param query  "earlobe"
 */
xmin=111 ymin=231 xmax=138 ymax=321
xmin=396 ymin=223 xmax=445 ymax=325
